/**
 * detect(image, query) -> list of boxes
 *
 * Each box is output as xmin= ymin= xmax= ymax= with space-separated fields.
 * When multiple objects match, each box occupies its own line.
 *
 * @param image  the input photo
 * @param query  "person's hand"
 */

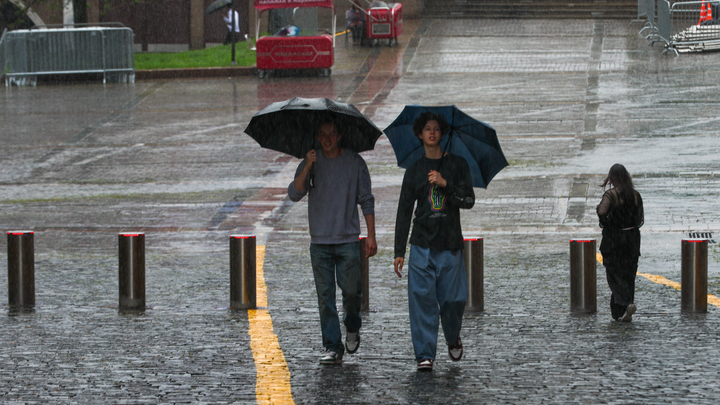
xmin=305 ymin=149 xmax=317 ymax=167
xmin=365 ymin=235 xmax=377 ymax=258
xmin=428 ymin=170 xmax=447 ymax=187
xmin=393 ymin=257 xmax=404 ymax=278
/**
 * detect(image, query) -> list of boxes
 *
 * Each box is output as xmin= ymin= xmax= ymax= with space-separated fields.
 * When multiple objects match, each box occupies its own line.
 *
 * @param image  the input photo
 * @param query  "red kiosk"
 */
xmin=365 ymin=2 xmax=403 ymax=47
xmin=252 ymin=0 xmax=336 ymax=78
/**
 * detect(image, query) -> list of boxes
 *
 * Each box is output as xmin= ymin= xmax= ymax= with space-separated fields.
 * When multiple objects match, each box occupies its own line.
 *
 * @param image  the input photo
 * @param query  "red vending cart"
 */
xmin=253 ymin=0 xmax=336 ymax=78
xmin=366 ymin=2 xmax=402 ymax=46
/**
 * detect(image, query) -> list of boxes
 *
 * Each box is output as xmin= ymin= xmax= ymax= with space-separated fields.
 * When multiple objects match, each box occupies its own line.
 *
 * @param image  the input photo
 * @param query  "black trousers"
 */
xmin=603 ymin=253 xmax=639 ymax=319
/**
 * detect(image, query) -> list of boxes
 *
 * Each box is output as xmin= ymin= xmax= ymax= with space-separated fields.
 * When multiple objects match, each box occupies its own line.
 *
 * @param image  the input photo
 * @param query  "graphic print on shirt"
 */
xmin=429 ymin=184 xmax=446 ymax=212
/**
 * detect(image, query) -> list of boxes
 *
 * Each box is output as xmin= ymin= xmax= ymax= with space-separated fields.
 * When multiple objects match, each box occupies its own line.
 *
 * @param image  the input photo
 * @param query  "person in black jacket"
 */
xmin=597 ymin=164 xmax=644 ymax=322
xmin=393 ymin=112 xmax=475 ymax=371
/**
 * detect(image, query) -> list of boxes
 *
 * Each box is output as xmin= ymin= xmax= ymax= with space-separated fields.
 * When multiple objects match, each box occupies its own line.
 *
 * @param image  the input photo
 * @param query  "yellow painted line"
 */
xmin=596 ymin=252 xmax=720 ymax=308
xmin=248 ymin=246 xmax=295 ymax=405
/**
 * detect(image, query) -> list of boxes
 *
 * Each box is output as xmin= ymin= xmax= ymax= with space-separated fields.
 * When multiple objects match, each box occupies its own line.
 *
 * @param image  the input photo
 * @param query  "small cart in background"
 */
xmin=252 ymin=0 xmax=336 ymax=78
xmin=365 ymin=2 xmax=402 ymax=46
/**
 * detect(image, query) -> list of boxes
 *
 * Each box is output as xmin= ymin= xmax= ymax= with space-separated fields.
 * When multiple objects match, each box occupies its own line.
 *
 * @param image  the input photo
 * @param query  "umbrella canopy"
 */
xmin=205 ymin=0 xmax=232 ymax=15
xmin=244 ymin=97 xmax=383 ymax=159
xmin=384 ymin=105 xmax=508 ymax=188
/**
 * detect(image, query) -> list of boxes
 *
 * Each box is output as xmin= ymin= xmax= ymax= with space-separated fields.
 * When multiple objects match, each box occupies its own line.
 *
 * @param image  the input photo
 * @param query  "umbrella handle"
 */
xmin=309 ymin=164 xmax=315 ymax=189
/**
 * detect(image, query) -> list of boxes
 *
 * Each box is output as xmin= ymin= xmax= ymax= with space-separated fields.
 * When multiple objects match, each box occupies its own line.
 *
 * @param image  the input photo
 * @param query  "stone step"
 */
xmin=423 ymin=0 xmax=637 ymax=19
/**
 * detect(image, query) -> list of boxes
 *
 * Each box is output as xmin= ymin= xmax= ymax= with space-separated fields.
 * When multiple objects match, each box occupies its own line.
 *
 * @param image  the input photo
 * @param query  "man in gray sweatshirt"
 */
xmin=288 ymin=117 xmax=377 ymax=365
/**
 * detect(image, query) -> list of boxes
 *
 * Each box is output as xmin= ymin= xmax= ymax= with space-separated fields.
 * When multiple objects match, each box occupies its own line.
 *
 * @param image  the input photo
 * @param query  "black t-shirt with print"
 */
xmin=394 ymin=154 xmax=475 ymax=258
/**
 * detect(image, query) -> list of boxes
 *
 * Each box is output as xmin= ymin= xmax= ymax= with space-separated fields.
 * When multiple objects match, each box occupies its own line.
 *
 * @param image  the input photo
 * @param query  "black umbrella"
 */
xmin=205 ymin=0 xmax=232 ymax=15
xmin=384 ymin=105 xmax=508 ymax=188
xmin=244 ymin=97 xmax=383 ymax=159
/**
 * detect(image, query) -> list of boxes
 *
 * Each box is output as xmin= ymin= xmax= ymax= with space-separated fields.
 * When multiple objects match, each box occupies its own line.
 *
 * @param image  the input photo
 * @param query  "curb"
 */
xmin=135 ymin=65 xmax=256 ymax=80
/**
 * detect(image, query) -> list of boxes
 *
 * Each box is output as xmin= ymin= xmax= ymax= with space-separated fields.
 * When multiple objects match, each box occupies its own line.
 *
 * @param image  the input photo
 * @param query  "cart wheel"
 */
xmin=388 ymin=39 xmax=393 ymax=47
xmin=320 ymin=68 xmax=332 ymax=77
xmin=257 ymin=70 xmax=267 ymax=79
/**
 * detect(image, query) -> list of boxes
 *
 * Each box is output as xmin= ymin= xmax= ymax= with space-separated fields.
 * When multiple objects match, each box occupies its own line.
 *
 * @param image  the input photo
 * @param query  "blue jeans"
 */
xmin=408 ymin=245 xmax=468 ymax=362
xmin=310 ymin=242 xmax=362 ymax=354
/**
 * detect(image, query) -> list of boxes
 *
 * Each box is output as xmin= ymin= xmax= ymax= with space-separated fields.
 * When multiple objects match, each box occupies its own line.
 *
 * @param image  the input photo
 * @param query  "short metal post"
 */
xmin=570 ymin=239 xmax=596 ymax=314
xmin=464 ymin=238 xmax=483 ymax=312
xmin=230 ymin=235 xmax=256 ymax=310
xmin=7 ymin=231 xmax=35 ymax=308
xmin=681 ymin=239 xmax=708 ymax=313
xmin=359 ymin=237 xmax=370 ymax=312
xmin=118 ymin=233 xmax=145 ymax=310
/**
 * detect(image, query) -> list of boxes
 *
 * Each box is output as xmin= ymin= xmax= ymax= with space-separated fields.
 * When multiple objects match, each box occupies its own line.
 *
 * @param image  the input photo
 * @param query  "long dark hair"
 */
xmin=601 ymin=163 xmax=635 ymax=203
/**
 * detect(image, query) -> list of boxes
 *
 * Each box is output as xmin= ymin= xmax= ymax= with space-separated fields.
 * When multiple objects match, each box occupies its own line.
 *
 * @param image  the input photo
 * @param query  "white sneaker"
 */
xmin=319 ymin=350 xmax=343 ymax=365
xmin=620 ymin=304 xmax=636 ymax=322
xmin=345 ymin=332 xmax=360 ymax=354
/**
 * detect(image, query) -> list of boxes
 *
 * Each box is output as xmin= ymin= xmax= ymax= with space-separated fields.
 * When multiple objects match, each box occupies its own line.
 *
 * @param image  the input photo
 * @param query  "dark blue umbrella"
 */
xmin=384 ymin=105 xmax=508 ymax=188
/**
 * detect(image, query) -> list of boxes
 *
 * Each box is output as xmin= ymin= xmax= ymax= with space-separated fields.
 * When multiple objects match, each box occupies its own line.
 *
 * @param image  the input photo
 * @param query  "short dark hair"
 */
xmin=316 ymin=114 xmax=341 ymax=135
xmin=412 ymin=112 xmax=449 ymax=137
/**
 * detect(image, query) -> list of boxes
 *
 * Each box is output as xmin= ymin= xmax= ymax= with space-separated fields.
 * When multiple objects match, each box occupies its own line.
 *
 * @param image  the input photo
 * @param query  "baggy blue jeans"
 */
xmin=310 ymin=242 xmax=362 ymax=355
xmin=408 ymin=245 xmax=468 ymax=362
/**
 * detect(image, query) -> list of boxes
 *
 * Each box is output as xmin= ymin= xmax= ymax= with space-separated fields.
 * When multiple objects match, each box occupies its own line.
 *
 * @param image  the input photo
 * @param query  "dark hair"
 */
xmin=315 ymin=114 xmax=341 ymax=135
xmin=412 ymin=112 xmax=449 ymax=137
xmin=601 ymin=163 xmax=635 ymax=202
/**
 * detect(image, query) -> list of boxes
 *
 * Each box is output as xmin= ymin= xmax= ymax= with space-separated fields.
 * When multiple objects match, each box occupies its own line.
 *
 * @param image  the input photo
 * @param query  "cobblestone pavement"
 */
xmin=2 ymin=18 xmax=720 ymax=404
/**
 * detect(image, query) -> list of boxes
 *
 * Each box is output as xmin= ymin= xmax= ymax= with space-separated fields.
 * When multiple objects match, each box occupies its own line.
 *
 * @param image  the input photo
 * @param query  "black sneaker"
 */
xmin=319 ymin=350 xmax=343 ymax=365
xmin=345 ymin=332 xmax=360 ymax=354
xmin=448 ymin=337 xmax=463 ymax=361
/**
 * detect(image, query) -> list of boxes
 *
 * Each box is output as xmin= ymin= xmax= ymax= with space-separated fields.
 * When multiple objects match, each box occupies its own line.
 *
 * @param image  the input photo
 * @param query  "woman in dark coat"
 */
xmin=596 ymin=164 xmax=644 ymax=322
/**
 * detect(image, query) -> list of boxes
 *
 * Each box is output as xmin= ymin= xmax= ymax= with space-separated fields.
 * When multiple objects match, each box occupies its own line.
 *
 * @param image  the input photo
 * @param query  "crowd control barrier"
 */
xmin=118 ymin=233 xmax=145 ymax=311
xmin=652 ymin=1 xmax=720 ymax=55
xmin=569 ymin=240 xmax=597 ymax=314
xmin=230 ymin=235 xmax=257 ymax=310
xmin=1 ymin=24 xmax=134 ymax=86
xmin=681 ymin=239 xmax=708 ymax=313
xmin=7 ymin=231 xmax=35 ymax=309
xmin=464 ymin=238 xmax=484 ymax=312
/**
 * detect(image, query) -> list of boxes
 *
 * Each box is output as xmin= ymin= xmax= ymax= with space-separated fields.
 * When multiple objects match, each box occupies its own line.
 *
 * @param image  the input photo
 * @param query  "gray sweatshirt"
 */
xmin=288 ymin=149 xmax=375 ymax=244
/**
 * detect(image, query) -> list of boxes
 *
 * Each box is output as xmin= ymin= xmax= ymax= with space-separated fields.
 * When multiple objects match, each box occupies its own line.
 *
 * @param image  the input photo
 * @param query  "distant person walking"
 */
xmin=596 ymin=164 xmax=644 ymax=322
xmin=223 ymin=5 xmax=241 ymax=45
xmin=346 ymin=1 xmax=365 ymax=45
xmin=393 ymin=112 xmax=475 ymax=371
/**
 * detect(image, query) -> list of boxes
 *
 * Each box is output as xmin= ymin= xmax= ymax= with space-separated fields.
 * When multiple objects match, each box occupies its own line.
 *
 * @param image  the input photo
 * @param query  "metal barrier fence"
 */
xmin=0 ymin=29 xmax=7 ymax=81
xmin=652 ymin=1 xmax=720 ymax=54
xmin=2 ymin=25 xmax=134 ymax=86
xmin=669 ymin=1 xmax=720 ymax=52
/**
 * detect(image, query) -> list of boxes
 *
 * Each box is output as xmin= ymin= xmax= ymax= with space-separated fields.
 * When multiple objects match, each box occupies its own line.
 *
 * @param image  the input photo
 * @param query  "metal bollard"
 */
xmin=359 ymin=237 xmax=370 ymax=312
xmin=230 ymin=235 xmax=256 ymax=310
xmin=118 ymin=233 xmax=146 ymax=310
xmin=463 ymin=238 xmax=484 ymax=312
xmin=569 ymin=239 xmax=597 ymax=314
xmin=7 ymin=231 xmax=35 ymax=309
xmin=681 ymin=239 xmax=708 ymax=313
